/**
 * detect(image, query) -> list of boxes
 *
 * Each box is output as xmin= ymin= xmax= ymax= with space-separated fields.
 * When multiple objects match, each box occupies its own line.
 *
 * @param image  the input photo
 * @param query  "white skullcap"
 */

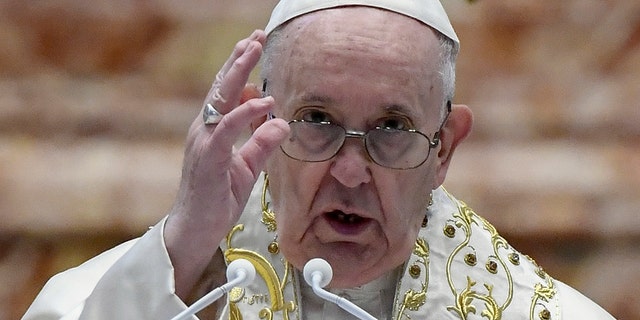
xmin=264 ymin=0 xmax=459 ymax=49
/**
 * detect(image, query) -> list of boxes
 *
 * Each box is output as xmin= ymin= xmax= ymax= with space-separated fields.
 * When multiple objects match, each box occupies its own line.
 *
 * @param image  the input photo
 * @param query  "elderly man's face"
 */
xmin=266 ymin=7 xmax=446 ymax=288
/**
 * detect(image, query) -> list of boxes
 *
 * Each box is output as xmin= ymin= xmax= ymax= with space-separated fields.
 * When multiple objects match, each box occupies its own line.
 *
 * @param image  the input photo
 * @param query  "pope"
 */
xmin=24 ymin=0 xmax=616 ymax=319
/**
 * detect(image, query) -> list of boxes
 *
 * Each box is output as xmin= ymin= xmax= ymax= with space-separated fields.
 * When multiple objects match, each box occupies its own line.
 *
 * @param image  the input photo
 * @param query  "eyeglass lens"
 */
xmin=281 ymin=121 xmax=433 ymax=169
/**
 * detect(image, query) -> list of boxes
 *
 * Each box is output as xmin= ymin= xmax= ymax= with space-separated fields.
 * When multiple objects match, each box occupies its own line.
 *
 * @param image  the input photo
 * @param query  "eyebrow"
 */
xmin=299 ymin=93 xmax=334 ymax=105
xmin=298 ymin=93 xmax=421 ymax=120
xmin=383 ymin=103 xmax=420 ymax=120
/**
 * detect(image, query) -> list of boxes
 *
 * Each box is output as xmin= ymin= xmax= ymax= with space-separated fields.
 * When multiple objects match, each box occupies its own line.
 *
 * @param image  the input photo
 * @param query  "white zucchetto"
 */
xmin=265 ymin=0 xmax=459 ymax=49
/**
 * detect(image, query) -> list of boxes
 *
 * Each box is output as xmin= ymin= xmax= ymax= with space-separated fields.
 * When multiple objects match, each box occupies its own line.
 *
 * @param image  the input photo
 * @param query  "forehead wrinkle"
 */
xmin=271 ymin=7 xmax=444 ymax=126
xmin=280 ymin=8 xmax=432 ymax=63
xmin=271 ymin=7 xmax=442 ymax=73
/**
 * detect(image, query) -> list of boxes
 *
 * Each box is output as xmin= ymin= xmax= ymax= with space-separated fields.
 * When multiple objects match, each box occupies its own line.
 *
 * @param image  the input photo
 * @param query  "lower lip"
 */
xmin=324 ymin=214 xmax=372 ymax=235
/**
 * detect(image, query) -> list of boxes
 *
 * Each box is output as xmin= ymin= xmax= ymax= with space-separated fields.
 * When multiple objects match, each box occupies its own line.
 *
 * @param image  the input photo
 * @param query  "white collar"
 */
xmin=299 ymin=267 xmax=400 ymax=319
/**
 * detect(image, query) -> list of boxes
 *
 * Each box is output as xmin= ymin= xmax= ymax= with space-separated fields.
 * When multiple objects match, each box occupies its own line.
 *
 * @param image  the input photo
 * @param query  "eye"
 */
xmin=299 ymin=109 xmax=333 ymax=123
xmin=376 ymin=116 xmax=412 ymax=131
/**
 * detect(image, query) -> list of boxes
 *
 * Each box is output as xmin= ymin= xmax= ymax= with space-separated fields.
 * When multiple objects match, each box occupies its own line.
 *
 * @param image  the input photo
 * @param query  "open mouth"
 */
xmin=324 ymin=210 xmax=370 ymax=235
xmin=328 ymin=210 xmax=364 ymax=224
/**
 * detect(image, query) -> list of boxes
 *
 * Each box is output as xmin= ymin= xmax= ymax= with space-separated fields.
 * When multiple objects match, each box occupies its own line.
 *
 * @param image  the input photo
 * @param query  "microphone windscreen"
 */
xmin=303 ymin=258 xmax=333 ymax=288
xmin=226 ymin=259 xmax=256 ymax=287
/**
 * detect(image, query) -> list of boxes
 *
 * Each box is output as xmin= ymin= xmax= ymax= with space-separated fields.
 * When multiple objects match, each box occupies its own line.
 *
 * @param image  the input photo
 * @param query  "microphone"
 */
xmin=170 ymin=259 xmax=256 ymax=320
xmin=303 ymin=258 xmax=377 ymax=320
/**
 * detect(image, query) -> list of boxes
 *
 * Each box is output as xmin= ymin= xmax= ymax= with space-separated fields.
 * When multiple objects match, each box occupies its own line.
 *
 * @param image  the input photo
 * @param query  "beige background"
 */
xmin=1 ymin=0 xmax=639 ymax=319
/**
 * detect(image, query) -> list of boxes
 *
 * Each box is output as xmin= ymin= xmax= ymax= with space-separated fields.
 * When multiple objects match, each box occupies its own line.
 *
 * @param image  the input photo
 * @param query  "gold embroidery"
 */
xmin=448 ymin=277 xmax=478 ymax=316
xmin=465 ymin=253 xmax=478 ymax=266
xmin=447 ymin=277 xmax=502 ymax=319
xmin=415 ymin=237 xmax=429 ymax=259
xmin=262 ymin=174 xmax=281 ymax=255
xmin=401 ymin=286 xmax=427 ymax=312
xmin=486 ymin=260 xmax=498 ymax=274
xmin=244 ymin=294 xmax=269 ymax=305
xmin=443 ymin=190 xmax=517 ymax=319
xmin=396 ymin=237 xmax=430 ymax=318
xmin=267 ymin=241 xmax=280 ymax=254
xmin=225 ymin=224 xmax=297 ymax=320
xmin=444 ymin=224 xmax=457 ymax=238
xmin=508 ymin=253 xmax=520 ymax=266
xmin=229 ymin=287 xmax=245 ymax=303
xmin=409 ymin=264 xmax=422 ymax=278
xmin=524 ymin=252 xmax=557 ymax=320
xmin=258 ymin=308 xmax=273 ymax=319
xmin=539 ymin=309 xmax=551 ymax=320
xmin=533 ymin=281 xmax=556 ymax=302
xmin=229 ymin=302 xmax=243 ymax=320
xmin=473 ymin=209 xmax=515 ymax=310
xmin=529 ymin=275 xmax=556 ymax=320
xmin=260 ymin=173 xmax=277 ymax=232
xmin=444 ymin=198 xmax=475 ymax=297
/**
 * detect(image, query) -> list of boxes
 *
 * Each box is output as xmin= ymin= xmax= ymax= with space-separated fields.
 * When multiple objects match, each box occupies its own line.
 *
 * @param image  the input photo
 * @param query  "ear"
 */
xmin=433 ymin=104 xmax=473 ymax=187
xmin=242 ymin=83 xmax=267 ymax=133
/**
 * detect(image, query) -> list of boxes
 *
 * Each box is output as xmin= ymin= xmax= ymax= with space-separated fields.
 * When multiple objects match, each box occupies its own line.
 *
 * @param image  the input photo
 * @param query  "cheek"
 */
xmin=382 ymin=167 xmax=434 ymax=213
xmin=266 ymin=153 xmax=296 ymax=207
xmin=266 ymin=157 xmax=327 ymax=230
xmin=377 ymin=168 xmax=434 ymax=248
xmin=381 ymin=185 xmax=429 ymax=260
xmin=267 ymin=161 xmax=326 ymax=270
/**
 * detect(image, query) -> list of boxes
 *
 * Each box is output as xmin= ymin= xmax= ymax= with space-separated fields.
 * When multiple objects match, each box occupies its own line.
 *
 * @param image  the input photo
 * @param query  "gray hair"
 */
xmin=261 ymin=21 xmax=458 ymax=121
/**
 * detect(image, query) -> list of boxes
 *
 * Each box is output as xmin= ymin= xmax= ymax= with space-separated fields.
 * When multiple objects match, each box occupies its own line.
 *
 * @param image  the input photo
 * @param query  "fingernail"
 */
xmin=249 ymin=29 xmax=260 ymax=40
xmin=261 ymin=96 xmax=274 ymax=104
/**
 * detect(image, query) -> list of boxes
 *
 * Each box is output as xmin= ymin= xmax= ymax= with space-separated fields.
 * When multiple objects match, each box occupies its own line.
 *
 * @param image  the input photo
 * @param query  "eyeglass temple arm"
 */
xmin=262 ymin=80 xmax=278 ymax=120
xmin=430 ymin=100 xmax=452 ymax=147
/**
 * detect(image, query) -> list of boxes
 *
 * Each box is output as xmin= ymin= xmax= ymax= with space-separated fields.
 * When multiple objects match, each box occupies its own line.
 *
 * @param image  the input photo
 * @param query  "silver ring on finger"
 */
xmin=203 ymin=103 xmax=224 ymax=125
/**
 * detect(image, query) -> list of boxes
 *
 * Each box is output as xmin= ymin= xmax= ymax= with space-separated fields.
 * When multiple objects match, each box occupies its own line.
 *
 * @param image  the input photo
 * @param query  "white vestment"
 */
xmin=23 ymin=176 xmax=615 ymax=319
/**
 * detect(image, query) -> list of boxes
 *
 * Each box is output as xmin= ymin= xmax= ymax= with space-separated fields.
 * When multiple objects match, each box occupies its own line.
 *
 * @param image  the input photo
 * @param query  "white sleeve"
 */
xmin=22 ymin=217 xmax=192 ymax=320
xmin=555 ymin=280 xmax=616 ymax=319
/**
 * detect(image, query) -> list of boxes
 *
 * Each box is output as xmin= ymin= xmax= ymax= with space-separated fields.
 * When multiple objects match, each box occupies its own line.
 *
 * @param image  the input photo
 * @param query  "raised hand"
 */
xmin=164 ymin=30 xmax=289 ymax=298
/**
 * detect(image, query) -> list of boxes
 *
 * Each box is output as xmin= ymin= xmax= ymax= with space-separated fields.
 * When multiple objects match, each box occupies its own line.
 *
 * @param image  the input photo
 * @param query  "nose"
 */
xmin=329 ymin=140 xmax=372 ymax=188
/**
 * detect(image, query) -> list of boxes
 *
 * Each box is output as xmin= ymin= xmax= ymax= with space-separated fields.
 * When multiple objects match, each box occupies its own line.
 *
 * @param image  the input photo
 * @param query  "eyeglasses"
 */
xmin=280 ymin=117 xmax=446 ymax=170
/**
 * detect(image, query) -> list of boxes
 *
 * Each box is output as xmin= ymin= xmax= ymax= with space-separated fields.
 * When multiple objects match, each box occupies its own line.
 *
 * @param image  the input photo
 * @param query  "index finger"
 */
xmin=204 ymin=30 xmax=267 ymax=114
xmin=218 ymin=30 xmax=266 ymax=77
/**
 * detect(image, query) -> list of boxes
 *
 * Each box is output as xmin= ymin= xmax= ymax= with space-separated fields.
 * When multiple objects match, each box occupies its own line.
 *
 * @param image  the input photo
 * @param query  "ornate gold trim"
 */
xmin=529 ymin=264 xmax=556 ymax=320
xmin=224 ymin=224 xmax=297 ymax=319
xmin=395 ymin=237 xmax=430 ymax=318
xmin=260 ymin=173 xmax=277 ymax=232
xmin=442 ymin=190 xmax=515 ymax=320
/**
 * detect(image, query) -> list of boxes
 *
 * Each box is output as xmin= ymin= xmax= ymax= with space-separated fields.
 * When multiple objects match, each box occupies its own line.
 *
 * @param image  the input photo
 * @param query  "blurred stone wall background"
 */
xmin=1 ymin=0 xmax=638 ymax=319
